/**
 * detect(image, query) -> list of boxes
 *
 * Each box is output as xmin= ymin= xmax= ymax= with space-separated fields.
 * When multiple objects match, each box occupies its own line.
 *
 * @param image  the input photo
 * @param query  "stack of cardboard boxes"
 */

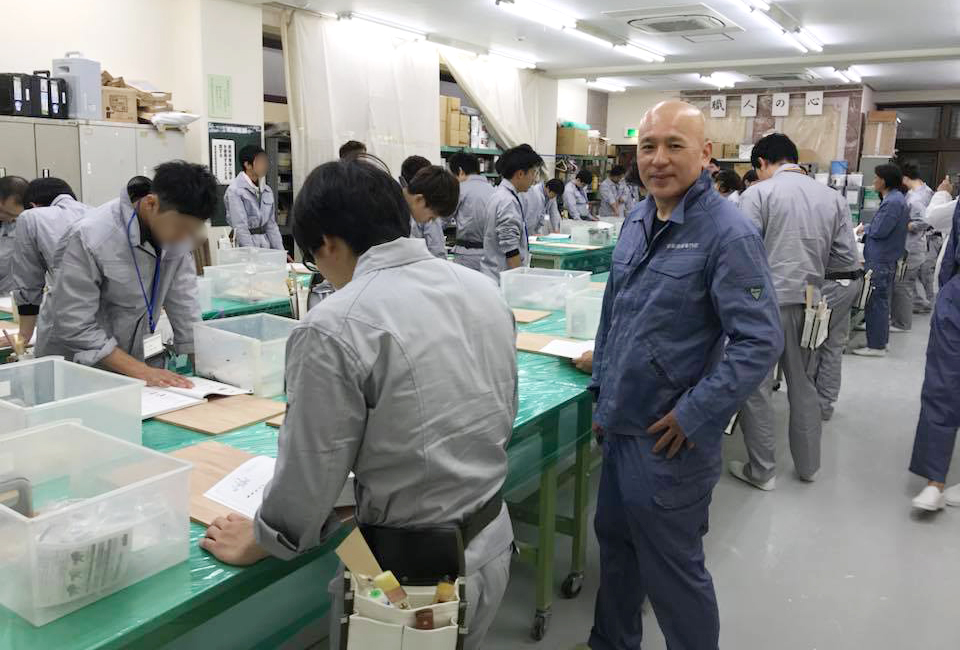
xmin=101 ymin=71 xmax=175 ymax=124
xmin=557 ymin=125 xmax=589 ymax=155
xmin=862 ymin=110 xmax=898 ymax=157
xmin=440 ymin=95 xmax=470 ymax=147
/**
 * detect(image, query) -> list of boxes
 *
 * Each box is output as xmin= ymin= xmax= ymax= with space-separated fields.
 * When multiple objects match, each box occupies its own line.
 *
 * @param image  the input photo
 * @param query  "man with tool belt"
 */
xmin=199 ymin=154 xmax=517 ymax=650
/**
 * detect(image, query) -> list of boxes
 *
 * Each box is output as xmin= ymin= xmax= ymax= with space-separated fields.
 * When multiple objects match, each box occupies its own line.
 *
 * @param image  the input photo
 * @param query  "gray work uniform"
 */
xmin=522 ymin=182 xmax=561 ymax=235
xmin=813 ymin=274 xmax=863 ymax=419
xmin=563 ymin=180 xmax=591 ymax=220
xmin=892 ymin=183 xmax=935 ymax=330
xmin=12 ymin=194 xmax=90 ymax=340
xmin=452 ymin=175 xmax=495 ymax=272
xmin=224 ymin=172 xmax=283 ymax=250
xmin=38 ymin=192 xmax=199 ymax=366
xmin=252 ymin=237 xmax=518 ymax=650
xmin=598 ymin=178 xmax=623 ymax=217
xmin=0 ymin=220 xmax=16 ymax=295
xmin=410 ymin=216 xmax=447 ymax=258
xmin=480 ymin=178 xmax=528 ymax=282
xmin=738 ymin=164 xmax=859 ymax=482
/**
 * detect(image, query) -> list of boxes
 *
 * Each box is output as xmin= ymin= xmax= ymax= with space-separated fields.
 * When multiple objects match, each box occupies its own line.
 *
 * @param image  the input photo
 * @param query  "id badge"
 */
xmin=143 ymin=333 xmax=164 ymax=359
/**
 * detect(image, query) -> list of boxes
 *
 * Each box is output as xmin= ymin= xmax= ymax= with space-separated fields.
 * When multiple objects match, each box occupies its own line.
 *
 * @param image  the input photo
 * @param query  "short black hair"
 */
xmin=874 ymin=163 xmax=904 ymax=192
xmin=901 ymin=163 xmax=921 ymax=181
xmin=742 ymin=169 xmax=759 ymax=185
xmin=496 ymin=144 xmax=543 ymax=180
xmin=339 ymin=140 xmax=367 ymax=160
xmin=407 ymin=165 xmax=460 ymax=217
xmin=24 ymin=177 xmax=76 ymax=207
xmin=709 ymin=158 xmax=720 ymax=167
xmin=576 ymin=169 xmax=594 ymax=185
xmin=751 ymin=133 xmax=799 ymax=169
xmin=293 ymin=157 xmax=411 ymax=258
xmin=400 ymin=155 xmax=431 ymax=185
xmin=0 ymin=176 xmax=28 ymax=203
xmin=239 ymin=145 xmax=267 ymax=171
xmin=152 ymin=161 xmax=218 ymax=220
xmin=609 ymin=165 xmax=626 ymax=177
xmin=714 ymin=169 xmax=743 ymax=194
xmin=448 ymin=152 xmax=480 ymax=176
xmin=545 ymin=179 xmax=565 ymax=195
xmin=126 ymin=175 xmax=152 ymax=203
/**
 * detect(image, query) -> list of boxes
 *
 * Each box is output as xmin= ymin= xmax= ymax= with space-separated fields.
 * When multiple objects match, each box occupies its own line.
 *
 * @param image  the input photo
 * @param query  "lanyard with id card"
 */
xmin=126 ymin=212 xmax=164 ymax=359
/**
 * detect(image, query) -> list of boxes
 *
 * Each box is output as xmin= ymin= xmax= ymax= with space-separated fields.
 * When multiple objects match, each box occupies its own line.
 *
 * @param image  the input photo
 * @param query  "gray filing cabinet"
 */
xmin=0 ymin=119 xmax=38 ymax=179
xmin=0 ymin=116 xmax=186 ymax=205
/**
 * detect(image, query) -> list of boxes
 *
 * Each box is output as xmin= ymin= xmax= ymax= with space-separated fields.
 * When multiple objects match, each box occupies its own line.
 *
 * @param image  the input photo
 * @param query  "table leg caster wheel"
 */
xmin=561 ymin=572 xmax=584 ymax=598
xmin=531 ymin=609 xmax=551 ymax=641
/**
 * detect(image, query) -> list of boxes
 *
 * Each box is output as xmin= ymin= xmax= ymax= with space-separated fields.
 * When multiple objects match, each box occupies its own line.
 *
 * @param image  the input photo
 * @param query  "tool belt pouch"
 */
xmin=896 ymin=256 xmax=908 ymax=282
xmin=800 ymin=305 xmax=832 ymax=350
xmin=855 ymin=269 xmax=874 ymax=310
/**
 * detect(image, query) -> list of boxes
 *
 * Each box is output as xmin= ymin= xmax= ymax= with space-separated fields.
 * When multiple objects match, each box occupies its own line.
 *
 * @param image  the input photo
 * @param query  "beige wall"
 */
xmin=606 ymin=90 xmax=679 ymax=145
xmin=557 ymin=80 xmax=589 ymax=123
xmin=264 ymin=101 xmax=290 ymax=124
xmin=873 ymin=89 xmax=960 ymax=104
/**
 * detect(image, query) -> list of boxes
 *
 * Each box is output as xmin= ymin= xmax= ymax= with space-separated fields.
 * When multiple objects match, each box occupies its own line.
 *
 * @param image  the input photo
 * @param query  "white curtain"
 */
xmin=282 ymin=10 xmax=440 ymax=190
xmin=439 ymin=48 xmax=544 ymax=150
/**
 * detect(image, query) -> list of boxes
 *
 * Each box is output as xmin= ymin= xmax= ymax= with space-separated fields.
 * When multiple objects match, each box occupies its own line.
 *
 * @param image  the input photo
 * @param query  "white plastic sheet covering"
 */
xmin=281 ymin=10 xmax=440 ymax=187
xmin=439 ymin=48 xmax=543 ymax=150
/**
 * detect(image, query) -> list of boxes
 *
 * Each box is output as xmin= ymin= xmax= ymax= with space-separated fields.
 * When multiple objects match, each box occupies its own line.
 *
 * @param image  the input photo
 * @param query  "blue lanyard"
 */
xmin=126 ymin=211 xmax=162 ymax=333
xmin=509 ymin=189 xmax=529 ymax=251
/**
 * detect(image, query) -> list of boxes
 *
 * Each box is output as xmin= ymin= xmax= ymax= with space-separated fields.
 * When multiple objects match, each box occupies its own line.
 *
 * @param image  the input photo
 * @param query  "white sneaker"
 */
xmin=852 ymin=347 xmax=887 ymax=357
xmin=890 ymin=325 xmax=910 ymax=333
xmin=854 ymin=323 xmax=867 ymax=331
xmin=944 ymin=484 xmax=960 ymax=507
xmin=912 ymin=485 xmax=946 ymax=511
xmin=728 ymin=460 xmax=775 ymax=491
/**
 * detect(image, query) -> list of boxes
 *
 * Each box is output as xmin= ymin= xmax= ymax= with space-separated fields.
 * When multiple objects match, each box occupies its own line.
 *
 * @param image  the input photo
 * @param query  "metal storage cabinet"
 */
xmin=0 ymin=118 xmax=38 ymax=178
xmin=135 ymin=127 xmax=185 ymax=177
xmin=35 ymin=122 xmax=82 ymax=196
xmin=79 ymin=123 xmax=137 ymax=206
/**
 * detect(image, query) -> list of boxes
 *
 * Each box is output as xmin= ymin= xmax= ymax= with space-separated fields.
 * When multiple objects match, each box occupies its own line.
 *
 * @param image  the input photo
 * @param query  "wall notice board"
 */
xmin=207 ymin=122 xmax=262 ymax=227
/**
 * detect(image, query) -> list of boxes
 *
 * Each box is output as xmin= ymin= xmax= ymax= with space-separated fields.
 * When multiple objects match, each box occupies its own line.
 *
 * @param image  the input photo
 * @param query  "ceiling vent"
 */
xmin=603 ymin=4 xmax=742 ymax=37
xmin=750 ymin=71 xmax=819 ymax=83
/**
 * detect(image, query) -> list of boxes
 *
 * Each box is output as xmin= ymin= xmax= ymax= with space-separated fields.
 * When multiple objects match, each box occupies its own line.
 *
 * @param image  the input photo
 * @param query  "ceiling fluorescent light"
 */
xmin=780 ymin=31 xmax=809 ymax=53
xmin=701 ymin=73 xmax=736 ymax=89
xmin=340 ymin=12 xmax=426 ymax=40
xmin=587 ymin=79 xmax=626 ymax=93
xmin=566 ymin=27 xmax=615 ymax=49
xmin=733 ymin=0 xmax=770 ymax=12
xmin=616 ymin=43 xmax=666 ymax=63
xmin=834 ymin=69 xmax=851 ymax=83
xmin=495 ymin=0 xmax=576 ymax=31
xmin=794 ymin=28 xmax=823 ymax=52
xmin=487 ymin=51 xmax=537 ymax=69
xmin=842 ymin=66 xmax=862 ymax=83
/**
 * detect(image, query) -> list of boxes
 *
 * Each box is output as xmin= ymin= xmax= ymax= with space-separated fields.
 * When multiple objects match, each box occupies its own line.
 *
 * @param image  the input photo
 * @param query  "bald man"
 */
xmin=588 ymin=101 xmax=783 ymax=650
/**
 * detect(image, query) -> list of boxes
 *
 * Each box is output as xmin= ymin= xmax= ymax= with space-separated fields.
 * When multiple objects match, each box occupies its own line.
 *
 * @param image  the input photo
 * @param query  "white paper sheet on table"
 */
xmin=540 ymin=339 xmax=595 ymax=359
xmin=0 ymin=296 xmax=12 ymax=313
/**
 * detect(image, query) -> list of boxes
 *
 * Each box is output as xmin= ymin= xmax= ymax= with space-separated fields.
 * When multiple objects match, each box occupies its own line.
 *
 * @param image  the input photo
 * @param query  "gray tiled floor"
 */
xmin=487 ymin=313 xmax=960 ymax=649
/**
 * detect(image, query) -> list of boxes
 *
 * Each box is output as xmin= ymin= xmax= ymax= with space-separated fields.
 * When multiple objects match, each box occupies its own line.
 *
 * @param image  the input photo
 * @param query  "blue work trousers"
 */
xmin=590 ymin=433 xmax=720 ymax=650
xmin=865 ymin=263 xmax=895 ymax=350
xmin=909 ymin=278 xmax=960 ymax=483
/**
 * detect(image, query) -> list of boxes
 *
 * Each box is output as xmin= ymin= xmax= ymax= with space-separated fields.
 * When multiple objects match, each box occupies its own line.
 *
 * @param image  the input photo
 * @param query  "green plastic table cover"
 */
xmin=202 ymin=296 xmax=292 ymax=321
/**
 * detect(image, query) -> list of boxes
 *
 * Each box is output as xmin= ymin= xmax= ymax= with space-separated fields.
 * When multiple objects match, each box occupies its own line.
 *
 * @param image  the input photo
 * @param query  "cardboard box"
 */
xmin=862 ymin=110 xmax=898 ymax=157
xmin=867 ymin=110 xmax=897 ymax=124
xmin=102 ymin=86 xmax=138 ymax=123
xmin=457 ymin=130 xmax=470 ymax=146
xmin=442 ymin=95 xmax=460 ymax=113
xmin=439 ymin=96 xmax=447 ymax=115
xmin=722 ymin=143 xmax=740 ymax=159
xmin=557 ymin=126 xmax=588 ymax=156
xmin=459 ymin=114 xmax=470 ymax=131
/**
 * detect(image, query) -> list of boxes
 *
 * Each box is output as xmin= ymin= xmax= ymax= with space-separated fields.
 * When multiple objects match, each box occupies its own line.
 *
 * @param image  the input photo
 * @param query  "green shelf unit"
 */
xmin=440 ymin=145 xmax=503 ymax=156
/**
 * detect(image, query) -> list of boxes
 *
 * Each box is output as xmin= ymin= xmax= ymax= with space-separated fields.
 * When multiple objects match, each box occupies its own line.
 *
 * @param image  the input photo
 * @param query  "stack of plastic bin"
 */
xmin=500 ymin=268 xmax=591 ymax=311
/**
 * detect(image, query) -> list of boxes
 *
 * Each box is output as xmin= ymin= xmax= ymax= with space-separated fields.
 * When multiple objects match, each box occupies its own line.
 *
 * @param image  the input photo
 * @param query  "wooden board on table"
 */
xmin=512 ymin=308 xmax=551 ymax=324
xmin=169 ymin=440 xmax=257 ymax=526
xmin=155 ymin=394 xmax=286 ymax=435
xmin=266 ymin=413 xmax=285 ymax=428
xmin=516 ymin=331 xmax=594 ymax=360
xmin=590 ymin=282 xmax=606 ymax=290
xmin=530 ymin=242 xmax=602 ymax=251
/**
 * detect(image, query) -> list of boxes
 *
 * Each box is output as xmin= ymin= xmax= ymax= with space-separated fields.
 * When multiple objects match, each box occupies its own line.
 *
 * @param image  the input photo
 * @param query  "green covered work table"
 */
xmin=528 ymin=241 xmax=615 ymax=273
xmin=1 ymin=347 xmax=596 ymax=648
xmin=202 ymin=297 xmax=292 ymax=321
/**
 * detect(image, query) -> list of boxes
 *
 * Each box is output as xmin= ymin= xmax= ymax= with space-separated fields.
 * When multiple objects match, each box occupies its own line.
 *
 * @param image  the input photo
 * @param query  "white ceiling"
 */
xmin=281 ymin=0 xmax=960 ymax=92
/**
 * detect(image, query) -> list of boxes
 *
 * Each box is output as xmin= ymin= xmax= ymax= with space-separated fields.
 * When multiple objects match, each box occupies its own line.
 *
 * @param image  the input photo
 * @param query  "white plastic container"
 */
xmin=196 ymin=276 xmax=214 ymax=312
xmin=208 ymin=263 xmax=287 ymax=303
xmin=51 ymin=52 xmax=102 ymax=119
xmin=815 ymin=172 xmax=830 ymax=185
xmin=217 ymin=247 xmax=287 ymax=269
xmin=598 ymin=217 xmax=625 ymax=238
xmin=566 ymin=287 xmax=605 ymax=340
xmin=500 ymin=268 xmax=591 ymax=311
xmin=193 ymin=314 xmax=298 ymax=396
xmin=0 ymin=421 xmax=190 ymax=626
xmin=847 ymin=173 xmax=864 ymax=188
xmin=0 ymin=358 xmax=143 ymax=444
xmin=569 ymin=221 xmax=614 ymax=246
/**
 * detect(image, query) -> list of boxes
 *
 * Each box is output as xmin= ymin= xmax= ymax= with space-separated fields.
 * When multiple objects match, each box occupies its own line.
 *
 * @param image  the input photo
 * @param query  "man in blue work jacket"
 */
xmin=587 ymin=100 xmax=783 ymax=650
xmin=909 ymin=199 xmax=960 ymax=511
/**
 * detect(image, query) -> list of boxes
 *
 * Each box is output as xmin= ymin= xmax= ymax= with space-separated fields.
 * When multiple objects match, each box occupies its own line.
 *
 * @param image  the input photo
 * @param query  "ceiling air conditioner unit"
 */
xmin=751 ymin=72 xmax=819 ymax=83
xmin=604 ymin=4 xmax=743 ymax=38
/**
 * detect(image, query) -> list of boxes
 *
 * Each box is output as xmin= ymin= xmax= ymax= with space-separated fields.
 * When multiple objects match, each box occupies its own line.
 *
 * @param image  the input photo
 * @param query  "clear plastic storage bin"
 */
xmin=500 ymin=268 xmax=591 ymax=311
xmin=205 ymin=263 xmax=288 ymax=303
xmin=0 ymin=358 xmax=143 ymax=444
xmin=569 ymin=221 xmax=614 ymax=246
xmin=598 ymin=217 xmax=625 ymax=238
xmin=0 ymin=421 xmax=190 ymax=626
xmin=193 ymin=314 xmax=299 ymax=396
xmin=566 ymin=287 xmax=605 ymax=339
xmin=196 ymin=276 xmax=213 ymax=312
xmin=217 ymin=247 xmax=287 ymax=269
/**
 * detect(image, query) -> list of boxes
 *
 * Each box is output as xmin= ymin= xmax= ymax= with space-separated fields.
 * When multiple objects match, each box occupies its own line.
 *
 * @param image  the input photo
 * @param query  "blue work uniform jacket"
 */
xmin=940 ymin=199 xmax=960 ymax=288
xmin=864 ymin=188 xmax=909 ymax=267
xmin=591 ymin=171 xmax=783 ymax=502
xmin=224 ymin=172 xmax=283 ymax=250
